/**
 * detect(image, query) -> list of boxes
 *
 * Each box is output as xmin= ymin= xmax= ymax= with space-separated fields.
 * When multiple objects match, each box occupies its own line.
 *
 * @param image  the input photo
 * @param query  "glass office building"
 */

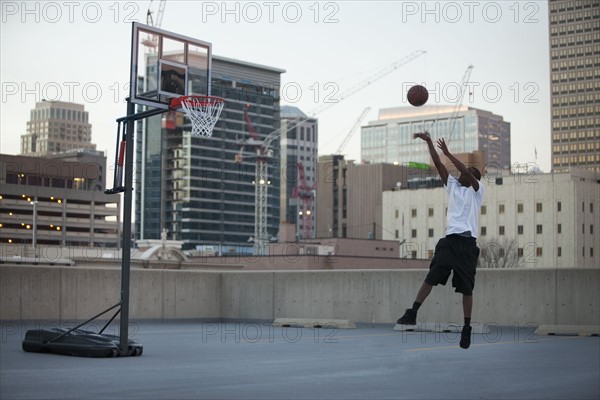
xmin=361 ymin=106 xmax=511 ymax=171
xmin=135 ymin=56 xmax=285 ymax=252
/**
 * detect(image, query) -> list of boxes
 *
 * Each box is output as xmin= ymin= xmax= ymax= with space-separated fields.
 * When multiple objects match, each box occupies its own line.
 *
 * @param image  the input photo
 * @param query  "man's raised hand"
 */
xmin=437 ymin=138 xmax=451 ymax=156
xmin=413 ymin=132 xmax=431 ymax=141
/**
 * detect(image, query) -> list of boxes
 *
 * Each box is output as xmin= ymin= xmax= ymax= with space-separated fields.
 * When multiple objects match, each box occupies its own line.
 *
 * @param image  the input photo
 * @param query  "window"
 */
xmin=411 ymin=229 xmax=417 ymax=238
xmin=481 ymin=226 xmax=487 ymax=236
xmin=518 ymin=225 xmax=524 ymax=235
xmin=591 ymin=225 xmax=594 ymax=235
xmin=536 ymin=247 xmax=543 ymax=257
xmin=428 ymin=228 xmax=434 ymax=238
xmin=558 ymin=223 xmax=562 ymax=234
xmin=395 ymin=230 xmax=399 ymax=239
xmin=518 ymin=248 xmax=524 ymax=258
xmin=517 ymin=203 xmax=524 ymax=213
xmin=499 ymin=204 xmax=505 ymax=214
xmin=481 ymin=205 xmax=486 ymax=215
xmin=499 ymin=226 xmax=505 ymax=235
xmin=395 ymin=209 xmax=399 ymax=218
xmin=558 ymin=247 xmax=562 ymax=257
xmin=428 ymin=208 xmax=434 ymax=217
xmin=411 ymin=208 xmax=417 ymax=218
xmin=591 ymin=248 xmax=594 ymax=258
xmin=536 ymin=203 xmax=543 ymax=212
xmin=537 ymin=225 xmax=543 ymax=234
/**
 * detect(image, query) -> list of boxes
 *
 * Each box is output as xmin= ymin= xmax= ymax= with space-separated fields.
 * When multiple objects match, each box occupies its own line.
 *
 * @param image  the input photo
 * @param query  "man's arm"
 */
xmin=436 ymin=138 xmax=480 ymax=191
xmin=413 ymin=132 xmax=449 ymax=185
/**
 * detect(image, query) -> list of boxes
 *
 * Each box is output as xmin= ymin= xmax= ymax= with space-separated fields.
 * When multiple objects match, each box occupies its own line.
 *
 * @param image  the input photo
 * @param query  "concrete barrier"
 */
xmin=536 ymin=325 xmax=599 ymax=336
xmin=271 ymin=270 xmax=427 ymax=324
xmin=0 ymin=265 xmax=221 ymax=321
xmin=1 ymin=265 xmax=598 ymax=327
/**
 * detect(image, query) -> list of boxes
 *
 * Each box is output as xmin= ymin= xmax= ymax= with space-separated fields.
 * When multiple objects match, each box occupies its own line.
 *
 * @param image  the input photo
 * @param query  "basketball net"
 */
xmin=173 ymin=96 xmax=225 ymax=138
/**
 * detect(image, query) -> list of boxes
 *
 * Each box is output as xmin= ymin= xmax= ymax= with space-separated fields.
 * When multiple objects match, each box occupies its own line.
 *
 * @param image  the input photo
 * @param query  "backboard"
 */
xmin=130 ymin=22 xmax=212 ymax=109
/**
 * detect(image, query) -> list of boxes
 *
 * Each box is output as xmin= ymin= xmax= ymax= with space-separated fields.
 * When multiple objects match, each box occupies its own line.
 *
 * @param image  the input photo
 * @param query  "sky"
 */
xmin=1 ymin=0 xmax=551 ymax=172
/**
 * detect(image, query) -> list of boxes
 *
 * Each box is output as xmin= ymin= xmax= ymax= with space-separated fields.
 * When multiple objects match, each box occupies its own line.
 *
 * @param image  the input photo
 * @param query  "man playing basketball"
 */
xmin=397 ymin=132 xmax=484 ymax=349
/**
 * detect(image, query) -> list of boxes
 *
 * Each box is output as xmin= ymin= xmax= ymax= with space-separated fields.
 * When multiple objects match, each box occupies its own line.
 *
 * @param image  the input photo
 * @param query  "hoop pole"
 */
xmin=119 ymin=99 xmax=135 ymax=355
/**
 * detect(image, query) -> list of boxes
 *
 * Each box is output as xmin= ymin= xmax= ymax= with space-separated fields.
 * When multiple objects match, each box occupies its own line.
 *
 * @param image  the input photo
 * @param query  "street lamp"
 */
xmin=30 ymin=200 xmax=38 ymax=257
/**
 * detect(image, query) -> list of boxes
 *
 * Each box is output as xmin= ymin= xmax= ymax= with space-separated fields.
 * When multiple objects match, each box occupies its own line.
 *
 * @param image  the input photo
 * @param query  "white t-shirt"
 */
xmin=444 ymin=176 xmax=484 ymax=238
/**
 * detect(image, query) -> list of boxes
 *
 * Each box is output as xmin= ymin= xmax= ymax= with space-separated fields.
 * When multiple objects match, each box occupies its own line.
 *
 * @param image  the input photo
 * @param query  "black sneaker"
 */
xmin=397 ymin=309 xmax=417 ymax=325
xmin=460 ymin=325 xmax=472 ymax=349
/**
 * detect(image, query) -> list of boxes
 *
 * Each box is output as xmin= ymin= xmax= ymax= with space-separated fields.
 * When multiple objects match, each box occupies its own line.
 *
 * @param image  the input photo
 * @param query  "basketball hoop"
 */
xmin=170 ymin=95 xmax=225 ymax=137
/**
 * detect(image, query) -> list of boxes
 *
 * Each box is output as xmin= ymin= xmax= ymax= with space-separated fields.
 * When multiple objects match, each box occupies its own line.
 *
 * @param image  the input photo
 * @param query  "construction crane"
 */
xmin=447 ymin=64 xmax=474 ymax=143
xmin=244 ymin=50 xmax=426 ymax=154
xmin=238 ymin=51 xmax=426 ymax=252
xmin=293 ymin=162 xmax=317 ymax=240
xmin=142 ymin=0 xmax=166 ymax=50
xmin=146 ymin=0 xmax=166 ymax=28
xmin=336 ymin=107 xmax=371 ymax=154
xmin=235 ymin=104 xmax=264 ymax=163
xmin=240 ymin=105 xmax=273 ymax=252
xmin=310 ymin=50 xmax=426 ymax=118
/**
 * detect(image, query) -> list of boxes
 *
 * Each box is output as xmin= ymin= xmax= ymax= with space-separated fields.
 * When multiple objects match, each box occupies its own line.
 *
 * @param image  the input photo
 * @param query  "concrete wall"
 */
xmin=1 ymin=265 xmax=598 ymax=326
xmin=0 ymin=265 xmax=221 ymax=321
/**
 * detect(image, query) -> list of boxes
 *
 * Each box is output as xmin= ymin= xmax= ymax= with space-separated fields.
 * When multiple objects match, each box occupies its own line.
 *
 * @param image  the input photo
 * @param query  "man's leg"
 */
xmin=399 ymin=237 xmax=449 ymax=325
xmin=460 ymin=294 xmax=473 ymax=349
xmin=462 ymin=294 xmax=472 ymax=320
xmin=397 ymin=282 xmax=433 ymax=325
xmin=416 ymin=282 xmax=433 ymax=304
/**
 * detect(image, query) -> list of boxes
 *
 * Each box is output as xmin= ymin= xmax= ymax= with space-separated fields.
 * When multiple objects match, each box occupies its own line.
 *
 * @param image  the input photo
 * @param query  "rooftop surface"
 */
xmin=1 ymin=321 xmax=599 ymax=400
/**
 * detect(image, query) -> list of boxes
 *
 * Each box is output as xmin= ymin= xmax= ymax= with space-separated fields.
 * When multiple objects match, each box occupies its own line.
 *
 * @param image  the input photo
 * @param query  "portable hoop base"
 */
xmin=170 ymin=95 xmax=225 ymax=137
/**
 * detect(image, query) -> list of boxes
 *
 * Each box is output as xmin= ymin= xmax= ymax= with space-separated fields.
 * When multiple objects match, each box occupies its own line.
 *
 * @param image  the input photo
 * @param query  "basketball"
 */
xmin=407 ymin=85 xmax=429 ymax=107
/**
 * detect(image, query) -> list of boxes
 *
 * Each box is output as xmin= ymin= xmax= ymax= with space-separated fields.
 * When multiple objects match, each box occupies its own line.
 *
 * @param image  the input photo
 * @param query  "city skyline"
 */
xmin=2 ymin=1 xmax=551 ymax=173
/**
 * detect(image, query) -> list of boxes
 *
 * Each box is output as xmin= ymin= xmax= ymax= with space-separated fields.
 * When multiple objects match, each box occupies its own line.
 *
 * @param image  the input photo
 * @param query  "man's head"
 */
xmin=458 ymin=167 xmax=482 ymax=187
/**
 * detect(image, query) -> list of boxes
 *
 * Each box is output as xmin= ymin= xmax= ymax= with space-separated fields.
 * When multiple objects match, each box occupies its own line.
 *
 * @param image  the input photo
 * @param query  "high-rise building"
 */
xmin=280 ymin=106 xmax=318 ymax=239
xmin=20 ymin=101 xmax=95 ymax=156
xmin=135 ymin=55 xmax=284 ymax=253
xmin=361 ymin=106 xmax=510 ymax=172
xmin=548 ymin=0 xmax=600 ymax=172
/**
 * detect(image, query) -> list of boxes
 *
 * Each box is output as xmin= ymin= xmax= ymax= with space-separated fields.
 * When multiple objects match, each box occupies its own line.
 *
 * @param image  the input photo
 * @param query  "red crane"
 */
xmin=293 ymin=162 xmax=316 ymax=240
xmin=238 ymin=104 xmax=272 ymax=250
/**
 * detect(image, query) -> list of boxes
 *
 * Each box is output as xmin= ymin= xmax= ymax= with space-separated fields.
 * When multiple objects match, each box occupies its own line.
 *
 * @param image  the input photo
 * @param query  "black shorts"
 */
xmin=425 ymin=234 xmax=480 ymax=296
